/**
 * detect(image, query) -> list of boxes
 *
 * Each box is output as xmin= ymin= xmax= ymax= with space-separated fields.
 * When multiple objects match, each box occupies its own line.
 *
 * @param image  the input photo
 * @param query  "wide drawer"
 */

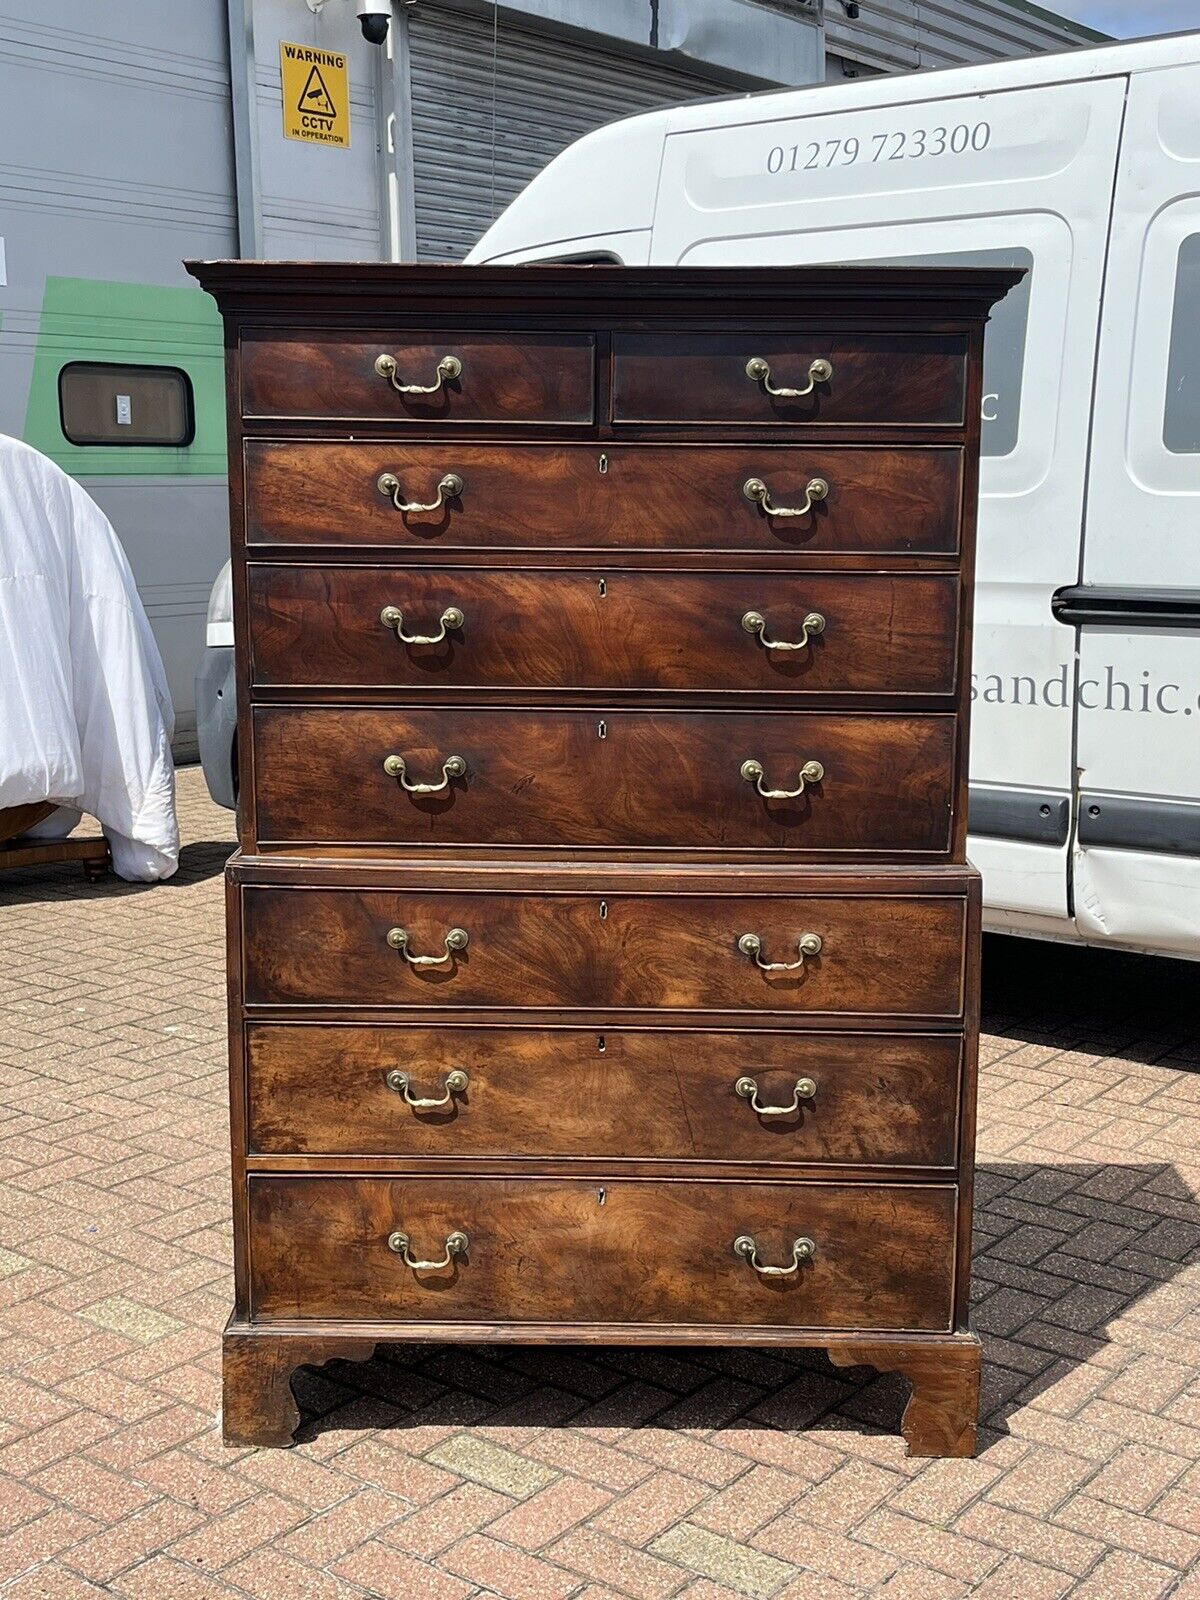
xmin=243 ymin=442 xmax=963 ymax=556
xmin=246 ymin=1024 xmax=962 ymax=1166
xmin=240 ymin=329 xmax=594 ymax=422
xmin=247 ymin=1175 xmax=956 ymax=1329
xmin=240 ymin=887 xmax=967 ymax=1016
xmin=247 ymin=566 xmax=961 ymax=699
xmin=612 ymin=332 xmax=967 ymax=427
xmin=251 ymin=707 xmax=957 ymax=854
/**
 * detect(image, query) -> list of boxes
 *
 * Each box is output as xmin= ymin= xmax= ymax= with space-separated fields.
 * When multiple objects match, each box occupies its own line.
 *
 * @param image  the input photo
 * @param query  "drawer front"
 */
xmin=248 ymin=566 xmax=961 ymax=699
xmin=240 ymin=330 xmax=594 ymax=422
xmin=241 ymin=888 xmax=966 ymax=1016
xmin=246 ymin=1025 xmax=962 ymax=1166
xmin=252 ymin=708 xmax=957 ymax=854
xmin=247 ymin=1175 xmax=956 ymax=1330
xmin=612 ymin=332 xmax=967 ymax=427
xmin=243 ymin=442 xmax=963 ymax=556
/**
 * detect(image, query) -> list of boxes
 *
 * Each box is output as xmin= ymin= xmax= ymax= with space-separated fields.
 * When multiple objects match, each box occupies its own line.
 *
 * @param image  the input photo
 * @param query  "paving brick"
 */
xmin=383 ymin=1482 xmax=514 ymax=1559
xmin=651 ymin=1523 xmax=793 ymax=1600
xmin=547 ymin=1526 xmax=690 ymax=1599
xmin=591 ymin=1472 xmax=713 ymax=1547
xmin=967 ymin=1554 xmax=1073 ymax=1599
xmin=1087 ymin=1444 xmax=1188 ymax=1512
xmin=334 ymin=1538 xmax=475 ymax=1600
xmin=63 ymin=1498 xmax=204 ymax=1582
xmin=953 ymin=1502 xmax=1105 ymax=1575
xmin=276 ymin=1486 xmax=409 ymax=1564
xmin=222 ymin=1546 xmax=353 ymax=1600
xmin=425 ymin=1435 xmax=558 ymax=1498
xmin=1066 ymin=1549 xmax=1178 ymax=1600
xmin=442 ymin=1531 xmax=581 ymax=1599
xmin=487 ymin=1475 xmax=613 ymax=1549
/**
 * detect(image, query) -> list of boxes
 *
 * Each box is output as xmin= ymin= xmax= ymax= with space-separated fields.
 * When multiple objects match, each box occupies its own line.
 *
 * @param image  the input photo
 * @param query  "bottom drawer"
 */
xmin=247 ymin=1176 xmax=956 ymax=1330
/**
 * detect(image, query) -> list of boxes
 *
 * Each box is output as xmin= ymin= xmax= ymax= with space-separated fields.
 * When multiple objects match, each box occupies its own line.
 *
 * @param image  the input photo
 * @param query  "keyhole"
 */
xmin=598 ymin=578 xmax=607 ymax=597
xmin=598 ymin=453 xmax=608 ymax=474
xmin=598 ymin=721 xmax=607 ymax=739
xmin=597 ymin=1188 xmax=606 ymax=1205
xmin=599 ymin=901 xmax=608 ymax=920
xmin=597 ymin=1035 xmax=606 ymax=1053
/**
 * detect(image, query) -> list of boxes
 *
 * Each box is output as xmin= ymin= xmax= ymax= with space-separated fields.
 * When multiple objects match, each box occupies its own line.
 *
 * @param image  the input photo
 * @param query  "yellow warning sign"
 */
xmin=280 ymin=41 xmax=349 ymax=148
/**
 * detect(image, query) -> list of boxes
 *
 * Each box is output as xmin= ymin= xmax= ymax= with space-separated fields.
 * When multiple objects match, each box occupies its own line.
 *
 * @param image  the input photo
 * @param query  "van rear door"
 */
xmin=1074 ymin=62 xmax=1200 ymax=955
xmin=650 ymin=75 xmax=1125 ymax=933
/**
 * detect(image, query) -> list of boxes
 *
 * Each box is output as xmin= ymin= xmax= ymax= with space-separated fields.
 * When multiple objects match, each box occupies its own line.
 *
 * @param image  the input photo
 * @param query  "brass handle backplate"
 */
xmin=738 ymin=932 xmax=823 ymax=972
xmin=387 ymin=1228 xmax=469 ymax=1271
xmin=386 ymin=1067 xmax=469 ymax=1109
xmin=745 ymin=355 xmax=832 ymax=398
xmin=733 ymin=1234 xmax=816 ymax=1277
xmin=742 ymin=610 xmax=825 ymax=652
xmin=741 ymin=758 xmax=824 ymax=800
xmin=735 ymin=1075 xmax=818 ymax=1116
xmin=375 ymin=352 xmax=462 ymax=394
xmin=377 ymin=470 xmax=464 ymax=514
xmin=383 ymin=753 xmax=466 ymax=795
xmin=387 ymin=926 xmax=469 ymax=967
xmin=743 ymin=475 xmax=829 ymax=519
xmin=381 ymin=604 xmax=465 ymax=645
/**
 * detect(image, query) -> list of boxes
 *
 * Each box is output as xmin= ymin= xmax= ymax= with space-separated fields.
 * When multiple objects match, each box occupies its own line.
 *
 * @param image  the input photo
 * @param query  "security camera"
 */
xmin=358 ymin=0 xmax=390 ymax=43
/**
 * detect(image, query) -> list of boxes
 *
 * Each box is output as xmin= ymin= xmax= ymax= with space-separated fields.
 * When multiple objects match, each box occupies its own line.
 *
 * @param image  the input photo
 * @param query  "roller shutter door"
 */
xmin=407 ymin=4 xmax=733 ymax=261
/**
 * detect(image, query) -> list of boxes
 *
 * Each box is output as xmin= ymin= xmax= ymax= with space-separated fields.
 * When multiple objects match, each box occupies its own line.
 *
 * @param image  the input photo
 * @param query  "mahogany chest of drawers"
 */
xmin=189 ymin=260 xmax=1019 ymax=1457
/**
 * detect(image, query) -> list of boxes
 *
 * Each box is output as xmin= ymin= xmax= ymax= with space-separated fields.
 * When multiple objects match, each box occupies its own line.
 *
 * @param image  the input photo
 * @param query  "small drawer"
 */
xmin=247 ymin=1174 xmax=957 ymax=1330
xmin=251 ymin=707 xmax=957 ymax=855
xmin=240 ymin=886 xmax=967 ymax=1017
xmin=612 ymin=331 xmax=967 ymax=427
xmin=239 ymin=329 xmax=594 ymax=422
xmin=243 ymin=442 xmax=963 ymax=557
xmin=246 ymin=1024 xmax=963 ymax=1167
xmin=248 ymin=566 xmax=961 ymax=700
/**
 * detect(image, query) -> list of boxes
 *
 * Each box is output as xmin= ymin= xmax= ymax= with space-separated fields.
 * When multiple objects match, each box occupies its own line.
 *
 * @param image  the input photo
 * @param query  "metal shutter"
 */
xmin=825 ymin=0 xmax=1101 ymax=75
xmin=406 ymin=4 xmax=733 ymax=262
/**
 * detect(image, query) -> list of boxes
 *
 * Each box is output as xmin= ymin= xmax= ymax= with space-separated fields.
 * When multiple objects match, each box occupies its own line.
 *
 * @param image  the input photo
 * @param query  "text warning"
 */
xmin=280 ymin=42 xmax=349 ymax=148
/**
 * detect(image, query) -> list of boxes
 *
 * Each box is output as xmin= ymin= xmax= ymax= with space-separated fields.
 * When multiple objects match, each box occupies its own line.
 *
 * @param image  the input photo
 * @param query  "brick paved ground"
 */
xmin=1 ymin=766 xmax=1198 ymax=1599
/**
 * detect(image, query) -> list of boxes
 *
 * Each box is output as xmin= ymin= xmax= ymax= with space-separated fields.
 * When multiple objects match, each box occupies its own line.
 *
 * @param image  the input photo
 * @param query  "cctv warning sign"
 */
xmin=280 ymin=42 xmax=349 ymax=148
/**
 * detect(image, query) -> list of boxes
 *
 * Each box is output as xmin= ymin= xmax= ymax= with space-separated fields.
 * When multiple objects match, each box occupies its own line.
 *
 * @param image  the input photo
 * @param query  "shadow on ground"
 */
xmin=0 ymin=838 xmax=233 ymax=902
xmin=982 ymin=931 xmax=1199 ymax=1068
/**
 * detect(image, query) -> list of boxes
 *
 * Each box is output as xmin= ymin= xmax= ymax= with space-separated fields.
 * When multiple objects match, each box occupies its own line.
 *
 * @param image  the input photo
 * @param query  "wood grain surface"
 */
xmin=247 ymin=566 xmax=961 ymax=698
xmin=245 ymin=1024 xmax=962 ymax=1166
xmin=240 ymin=886 xmax=967 ymax=1016
xmin=612 ymin=331 xmax=967 ymax=426
xmin=243 ymin=442 xmax=964 ymax=556
xmin=250 ymin=706 xmax=957 ymax=854
xmin=247 ymin=1175 xmax=957 ymax=1329
xmin=240 ymin=330 xmax=595 ymax=422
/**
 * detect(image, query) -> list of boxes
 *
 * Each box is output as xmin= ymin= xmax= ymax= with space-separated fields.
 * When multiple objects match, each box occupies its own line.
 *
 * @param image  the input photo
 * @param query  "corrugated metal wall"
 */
xmin=407 ymin=4 xmax=733 ymax=261
xmin=825 ymin=0 xmax=1102 ymax=74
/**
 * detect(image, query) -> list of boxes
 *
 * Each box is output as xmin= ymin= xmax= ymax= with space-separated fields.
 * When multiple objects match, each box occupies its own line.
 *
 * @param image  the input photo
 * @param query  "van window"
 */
xmin=59 ymin=363 xmax=194 ymax=447
xmin=863 ymin=248 xmax=1033 ymax=456
xmin=1164 ymin=233 xmax=1200 ymax=454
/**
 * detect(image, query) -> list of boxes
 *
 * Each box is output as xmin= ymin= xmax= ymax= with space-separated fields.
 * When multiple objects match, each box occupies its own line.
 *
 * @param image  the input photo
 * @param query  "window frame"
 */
xmin=57 ymin=361 xmax=196 ymax=449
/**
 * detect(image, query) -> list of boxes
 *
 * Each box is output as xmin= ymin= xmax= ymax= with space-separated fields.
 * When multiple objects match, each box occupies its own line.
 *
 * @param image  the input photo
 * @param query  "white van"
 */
xmin=465 ymin=30 xmax=1200 ymax=962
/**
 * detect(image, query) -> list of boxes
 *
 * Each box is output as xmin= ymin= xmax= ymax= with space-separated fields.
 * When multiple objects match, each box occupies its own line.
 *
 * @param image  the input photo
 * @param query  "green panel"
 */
xmin=23 ymin=277 xmax=226 ymax=477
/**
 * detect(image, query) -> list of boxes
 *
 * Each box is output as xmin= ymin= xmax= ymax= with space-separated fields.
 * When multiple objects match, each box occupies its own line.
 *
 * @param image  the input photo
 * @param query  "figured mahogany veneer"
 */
xmin=245 ymin=1025 xmax=963 ymax=1167
xmin=243 ymin=441 xmax=963 ymax=556
xmin=251 ymin=706 xmax=957 ymax=855
xmin=241 ymin=329 xmax=595 ymax=423
xmin=240 ymin=885 xmax=967 ymax=1016
xmin=612 ymin=331 xmax=967 ymax=427
xmin=188 ymin=259 xmax=1020 ymax=1457
xmin=247 ymin=565 xmax=961 ymax=700
xmin=247 ymin=1175 xmax=957 ymax=1331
